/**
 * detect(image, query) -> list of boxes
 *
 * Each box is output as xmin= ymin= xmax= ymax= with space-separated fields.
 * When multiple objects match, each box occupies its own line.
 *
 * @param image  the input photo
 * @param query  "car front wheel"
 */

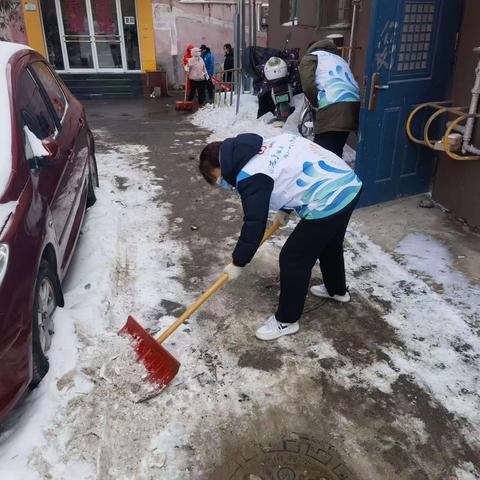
xmin=31 ymin=260 xmax=58 ymax=388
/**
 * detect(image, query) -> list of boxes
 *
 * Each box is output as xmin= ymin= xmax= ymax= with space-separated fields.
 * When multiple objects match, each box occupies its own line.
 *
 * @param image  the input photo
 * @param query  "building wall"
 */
xmin=152 ymin=0 xmax=267 ymax=87
xmin=15 ymin=0 xmax=266 ymax=83
xmin=350 ymin=0 xmax=372 ymax=98
xmin=266 ymin=0 xmax=372 ymax=88
xmin=432 ymin=0 xmax=480 ymax=228
xmin=0 ymin=0 xmax=27 ymax=43
xmin=267 ymin=0 xmax=352 ymax=54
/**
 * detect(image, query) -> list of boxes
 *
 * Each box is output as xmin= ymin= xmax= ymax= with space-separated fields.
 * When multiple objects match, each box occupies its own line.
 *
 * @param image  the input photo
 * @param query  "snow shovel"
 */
xmin=119 ymin=221 xmax=282 ymax=392
xmin=175 ymin=73 xmax=193 ymax=111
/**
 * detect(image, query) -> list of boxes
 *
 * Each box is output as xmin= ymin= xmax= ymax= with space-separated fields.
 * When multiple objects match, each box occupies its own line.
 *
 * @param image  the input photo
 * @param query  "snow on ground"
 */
xmin=1 ymin=96 xmax=479 ymax=478
xmin=1 ymin=128 xmax=332 ymax=479
xmin=191 ymin=93 xmax=280 ymax=142
xmin=396 ymin=232 xmax=480 ymax=319
xmin=195 ymin=94 xmax=480 ymax=473
xmin=339 ymin=227 xmax=480 ymax=441
xmin=247 ymin=222 xmax=480 ymax=447
xmin=455 ymin=462 xmax=480 ymax=480
xmin=0 ymin=131 xmax=188 ymax=478
xmin=191 ymin=93 xmax=357 ymax=167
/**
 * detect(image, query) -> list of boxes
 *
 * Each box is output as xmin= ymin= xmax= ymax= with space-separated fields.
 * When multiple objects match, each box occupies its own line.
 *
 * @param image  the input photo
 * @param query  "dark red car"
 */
xmin=0 ymin=42 xmax=98 ymax=421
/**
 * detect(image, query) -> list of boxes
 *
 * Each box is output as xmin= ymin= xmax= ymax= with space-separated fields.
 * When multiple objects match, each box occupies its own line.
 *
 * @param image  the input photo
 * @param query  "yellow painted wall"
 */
xmin=136 ymin=0 xmax=157 ymax=71
xmin=22 ymin=0 xmax=47 ymax=57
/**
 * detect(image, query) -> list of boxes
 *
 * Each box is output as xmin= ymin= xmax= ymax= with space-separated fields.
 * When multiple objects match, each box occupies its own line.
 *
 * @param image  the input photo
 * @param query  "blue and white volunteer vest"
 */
xmin=310 ymin=50 xmax=360 ymax=110
xmin=236 ymin=134 xmax=362 ymax=220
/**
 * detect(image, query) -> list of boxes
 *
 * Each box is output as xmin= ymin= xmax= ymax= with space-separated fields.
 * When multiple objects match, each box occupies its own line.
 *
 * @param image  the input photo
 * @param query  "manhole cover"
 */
xmin=218 ymin=434 xmax=359 ymax=480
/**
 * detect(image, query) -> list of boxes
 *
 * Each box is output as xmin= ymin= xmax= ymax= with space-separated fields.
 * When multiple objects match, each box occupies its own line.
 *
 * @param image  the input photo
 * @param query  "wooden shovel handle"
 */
xmin=155 ymin=221 xmax=282 ymax=344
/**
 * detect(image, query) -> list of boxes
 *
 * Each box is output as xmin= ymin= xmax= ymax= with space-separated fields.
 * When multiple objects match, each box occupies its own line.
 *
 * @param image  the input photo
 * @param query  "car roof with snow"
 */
xmin=0 ymin=41 xmax=31 ymax=202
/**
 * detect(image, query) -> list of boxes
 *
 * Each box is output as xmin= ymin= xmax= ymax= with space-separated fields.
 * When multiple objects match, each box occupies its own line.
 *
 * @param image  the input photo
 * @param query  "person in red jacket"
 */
xmin=183 ymin=43 xmax=195 ymax=67
xmin=183 ymin=43 xmax=195 ymax=94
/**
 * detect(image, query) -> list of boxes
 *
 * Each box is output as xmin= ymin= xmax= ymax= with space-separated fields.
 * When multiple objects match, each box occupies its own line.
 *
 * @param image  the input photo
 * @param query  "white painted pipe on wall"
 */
xmin=466 ymin=144 xmax=480 ymax=155
xmin=347 ymin=0 xmax=361 ymax=66
xmin=251 ymin=1 xmax=257 ymax=48
xmin=462 ymin=47 xmax=480 ymax=153
xmin=235 ymin=0 xmax=245 ymax=114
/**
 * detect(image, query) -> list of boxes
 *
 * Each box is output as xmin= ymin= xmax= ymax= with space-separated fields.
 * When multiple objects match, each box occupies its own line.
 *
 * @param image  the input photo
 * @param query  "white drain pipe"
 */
xmin=462 ymin=47 xmax=480 ymax=153
xmin=347 ymin=0 xmax=361 ymax=66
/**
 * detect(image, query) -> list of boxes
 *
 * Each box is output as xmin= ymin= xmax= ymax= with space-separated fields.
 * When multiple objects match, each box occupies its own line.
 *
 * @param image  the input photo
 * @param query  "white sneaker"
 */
xmin=310 ymin=284 xmax=350 ymax=303
xmin=255 ymin=315 xmax=299 ymax=341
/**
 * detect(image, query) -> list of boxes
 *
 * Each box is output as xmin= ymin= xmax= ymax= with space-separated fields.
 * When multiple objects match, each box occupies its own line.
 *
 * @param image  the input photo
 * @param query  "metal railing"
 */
xmin=211 ymin=66 xmax=242 ymax=109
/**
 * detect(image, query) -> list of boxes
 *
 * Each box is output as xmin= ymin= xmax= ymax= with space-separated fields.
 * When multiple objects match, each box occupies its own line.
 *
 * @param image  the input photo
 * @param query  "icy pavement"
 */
xmin=0 ymin=98 xmax=479 ymax=479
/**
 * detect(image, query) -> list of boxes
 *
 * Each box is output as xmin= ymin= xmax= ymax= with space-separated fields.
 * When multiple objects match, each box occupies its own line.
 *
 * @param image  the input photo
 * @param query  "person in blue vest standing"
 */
xmin=299 ymin=39 xmax=360 ymax=157
xmin=199 ymin=132 xmax=362 ymax=341
xmin=200 ymin=44 xmax=215 ymax=103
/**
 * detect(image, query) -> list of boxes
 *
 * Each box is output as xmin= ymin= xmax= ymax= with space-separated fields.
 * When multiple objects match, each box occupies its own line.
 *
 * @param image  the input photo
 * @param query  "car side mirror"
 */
xmin=42 ymin=138 xmax=59 ymax=158
xmin=28 ymin=137 xmax=59 ymax=170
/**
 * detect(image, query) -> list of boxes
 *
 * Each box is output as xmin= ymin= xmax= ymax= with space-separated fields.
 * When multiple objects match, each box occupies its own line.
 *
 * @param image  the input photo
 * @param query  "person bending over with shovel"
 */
xmin=199 ymin=133 xmax=362 ymax=341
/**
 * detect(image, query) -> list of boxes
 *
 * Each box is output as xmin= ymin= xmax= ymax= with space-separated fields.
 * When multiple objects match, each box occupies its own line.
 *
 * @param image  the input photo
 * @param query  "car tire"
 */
xmin=30 ymin=260 xmax=59 ymax=388
xmin=86 ymin=154 xmax=99 ymax=208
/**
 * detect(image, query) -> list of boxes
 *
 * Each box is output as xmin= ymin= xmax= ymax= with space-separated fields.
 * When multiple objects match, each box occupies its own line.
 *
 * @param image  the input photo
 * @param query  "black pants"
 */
xmin=275 ymin=195 xmax=360 ymax=324
xmin=314 ymin=131 xmax=349 ymax=157
xmin=205 ymin=78 xmax=214 ymax=102
xmin=188 ymin=79 xmax=206 ymax=105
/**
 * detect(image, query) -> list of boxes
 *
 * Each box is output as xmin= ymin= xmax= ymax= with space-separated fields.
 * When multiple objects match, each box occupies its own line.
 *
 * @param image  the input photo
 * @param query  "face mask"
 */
xmin=216 ymin=176 xmax=234 ymax=190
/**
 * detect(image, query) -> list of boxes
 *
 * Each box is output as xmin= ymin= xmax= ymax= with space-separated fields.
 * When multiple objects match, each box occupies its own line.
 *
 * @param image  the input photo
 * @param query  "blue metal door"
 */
xmin=356 ymin=0 xmax=464 ymax=205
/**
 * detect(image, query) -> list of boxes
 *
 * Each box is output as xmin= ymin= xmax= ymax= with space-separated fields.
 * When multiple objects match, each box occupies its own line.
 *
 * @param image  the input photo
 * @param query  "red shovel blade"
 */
xmin=119 ymin=316 xmax=180 ymax=390
xmin=175 ymin=100 xmax=193 ymax=111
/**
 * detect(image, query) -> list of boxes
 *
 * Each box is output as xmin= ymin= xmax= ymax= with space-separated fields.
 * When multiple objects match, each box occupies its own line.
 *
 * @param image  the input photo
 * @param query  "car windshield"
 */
xmin=0 ymin=43 xmax=30 ymax=199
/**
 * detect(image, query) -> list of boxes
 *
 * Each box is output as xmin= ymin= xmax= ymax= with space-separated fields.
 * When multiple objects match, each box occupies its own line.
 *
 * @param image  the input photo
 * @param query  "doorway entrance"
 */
xmin=40 ymin=0 xmax=141 ymax=72
xmin=356 ymin=0 xmax=464 ymax=206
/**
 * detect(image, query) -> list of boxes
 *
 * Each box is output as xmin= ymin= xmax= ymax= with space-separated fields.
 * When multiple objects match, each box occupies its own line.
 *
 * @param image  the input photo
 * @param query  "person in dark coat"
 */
xmin=223 ymin=43 xmax=234 ymax=84
xmin=200 ymin=44 xmax=215 ymax=103
xmin=199 ymin=133 xmax=362 ymax=341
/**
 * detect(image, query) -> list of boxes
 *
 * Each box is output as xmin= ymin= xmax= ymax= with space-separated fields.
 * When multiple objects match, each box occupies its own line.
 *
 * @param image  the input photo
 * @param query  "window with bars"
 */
xmin=396 ymin=2 xmax=436 ymax=73
xmin=320 ymin=0 xmax=352 ymax=27
xmin=280 ymin=0 xmax=294 ymax=25
xmin=281 ymin=0 xmax=352 ymax=29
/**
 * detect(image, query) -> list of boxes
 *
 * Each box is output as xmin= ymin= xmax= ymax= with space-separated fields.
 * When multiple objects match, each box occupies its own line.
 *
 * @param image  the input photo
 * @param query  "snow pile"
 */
xmin=191 ymin=93 xmax=281 ymax=142
xmin=191 ymin=93 xmax=357 ymax=167
xmin=97 ymin=335 xmax=166 ymax=403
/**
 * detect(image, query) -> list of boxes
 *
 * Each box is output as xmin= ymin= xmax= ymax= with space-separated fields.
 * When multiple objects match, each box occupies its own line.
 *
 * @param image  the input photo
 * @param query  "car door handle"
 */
xmin=78 ymin=117 xmax=85 ymax=128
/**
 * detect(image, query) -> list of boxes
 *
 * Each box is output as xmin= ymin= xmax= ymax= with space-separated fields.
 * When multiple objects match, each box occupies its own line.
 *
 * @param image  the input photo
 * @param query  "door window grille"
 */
xmin=397 ymin=2 xmax=436 ymax=72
